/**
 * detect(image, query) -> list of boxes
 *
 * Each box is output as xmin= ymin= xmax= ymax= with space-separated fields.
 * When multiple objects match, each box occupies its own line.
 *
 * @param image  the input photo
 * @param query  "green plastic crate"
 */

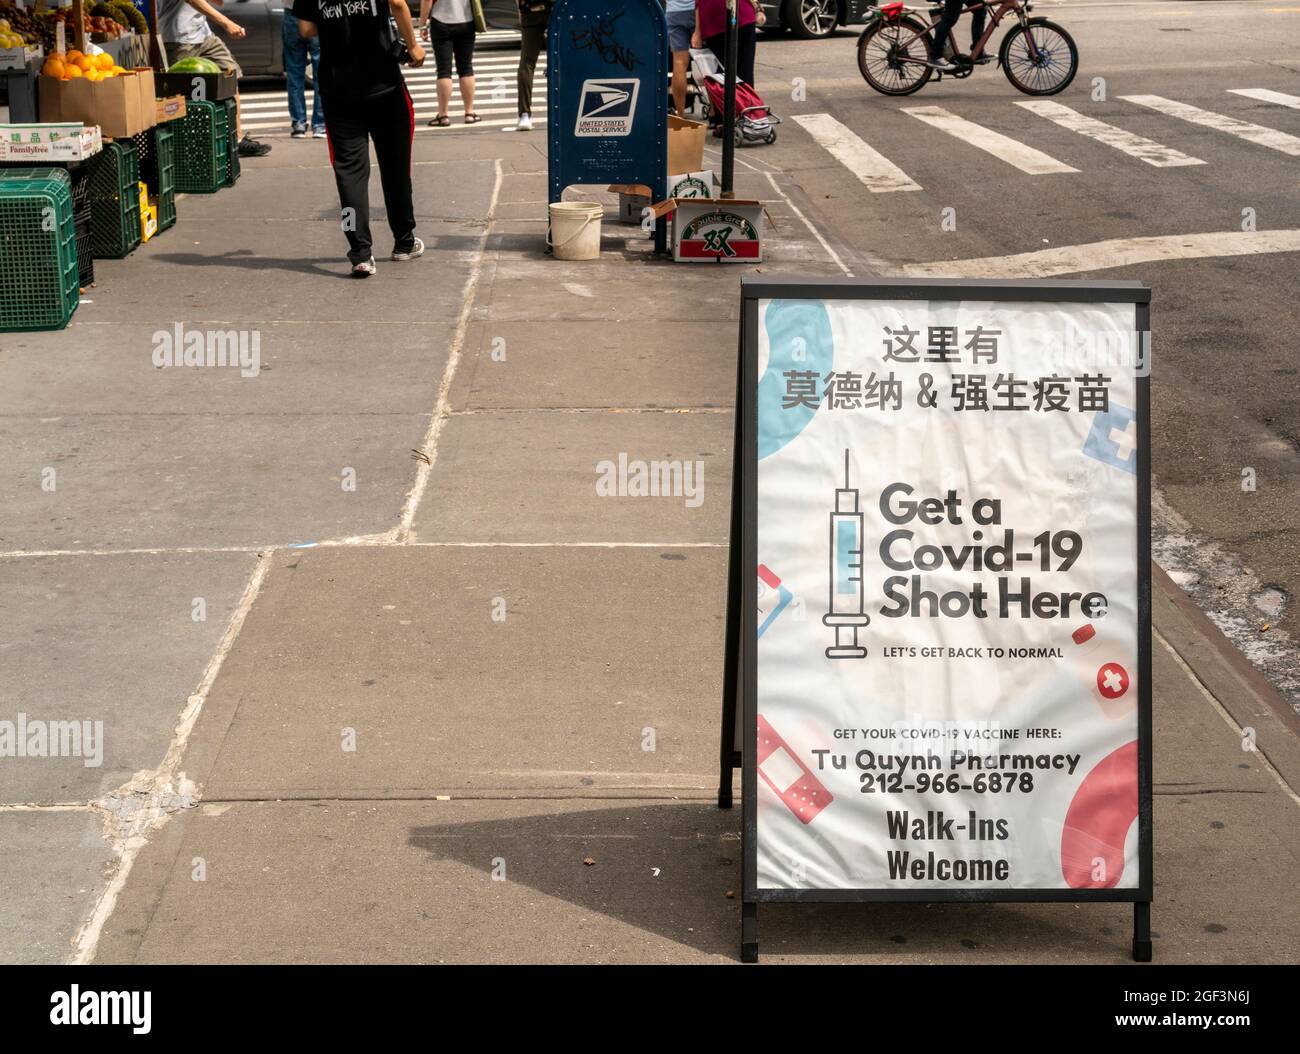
xmin=0 ymin=169 xmax=79 ymax=332
xmin=154 ymin=124 xmax=177 ymax=232
xmin=174 ymin=100 xmax=228 ymax=194
xmin=223 ymin=98 xmax=240 ymax=186
xmin=130 ymin=124 xmax=178 ymax=233
xmin=86 ymin=141 xmax=141 ymax=259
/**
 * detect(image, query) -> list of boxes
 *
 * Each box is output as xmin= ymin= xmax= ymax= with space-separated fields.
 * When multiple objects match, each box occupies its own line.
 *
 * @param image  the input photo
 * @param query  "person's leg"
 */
xmin=517 ymin=24 xmax=544 ymax=117
xmin=667 ymin=11 xmax=693 ymax=115
xmin=282 ymin=14 xmax=307 ymax=132
xmin=929 ymin=0 xmax=964 ymax=60
xmin=737 ymin=22 xmax=757 ymax=87
xmin=671 ymin=51 xmax=689 ymax=115
xmin=431 ymin=21 xmax=454 ymax=119
xmin=308 ymin=38 xmax=325 ymax=132
xmin=198 ymin=34 xmax=267 ymax=152
xmin=970 ymin=2 xmax=988 ymax=53
xmin=455 ymin=23 xmax=477 ymax=117
xmin=369 ymin=86 xmax=417 ymax=254
xmin=322 ymin=95 xmax=373 ymax=264
xmin=198 ymin=36 xmax=241 ymax=136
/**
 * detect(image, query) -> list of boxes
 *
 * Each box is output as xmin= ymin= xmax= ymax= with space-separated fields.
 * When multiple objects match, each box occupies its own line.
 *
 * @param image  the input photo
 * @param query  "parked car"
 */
xmin=217 ymin=0 xmax=522 ymax=78
xmin=759 ymin=0 xmax=874 ymax=40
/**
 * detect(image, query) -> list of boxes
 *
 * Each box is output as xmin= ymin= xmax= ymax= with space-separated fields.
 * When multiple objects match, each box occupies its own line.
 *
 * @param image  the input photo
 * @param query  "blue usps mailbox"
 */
xmin=548 ymin=0 xmax=669 ymax=254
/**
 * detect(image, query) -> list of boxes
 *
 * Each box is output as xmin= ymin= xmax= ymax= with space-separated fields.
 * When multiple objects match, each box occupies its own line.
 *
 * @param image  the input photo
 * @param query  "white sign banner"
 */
xmin=752 ymin=292 xmax=1146 ymax=893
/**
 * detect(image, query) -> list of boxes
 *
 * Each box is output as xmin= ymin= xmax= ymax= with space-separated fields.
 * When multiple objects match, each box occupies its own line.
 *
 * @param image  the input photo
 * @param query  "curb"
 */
xmin=1152 ymin=562 xmax=1300 ymax=797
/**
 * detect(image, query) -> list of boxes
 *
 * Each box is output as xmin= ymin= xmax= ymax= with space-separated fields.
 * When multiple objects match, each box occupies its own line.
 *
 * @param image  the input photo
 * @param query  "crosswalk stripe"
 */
xmin=900 ymin=229 xmax=1300 ymax=279
xmin=903 ymin=105 xmax=1077 ymax=174
xmin=1016 ymin=100 xmax=1204 ymax=168
xmin=1119 ymin=94 xmax=1300 ymax=156
xmin=241 ymin=105 xmax=547 ymax=132
xmin=240 ymin=86 xmax=529 ymax=111
xmin=1226 ymin=88 xmax=1300 ymax=110
xmin=791 ymin=113 xmax=920 ymax=193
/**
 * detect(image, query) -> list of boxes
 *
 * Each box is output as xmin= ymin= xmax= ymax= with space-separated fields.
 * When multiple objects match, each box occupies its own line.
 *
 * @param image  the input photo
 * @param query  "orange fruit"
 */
xmin=95 ymin=53 xmax=113 ymax=70
xmin=42 ymin=57 xmax=66 ymax=78
xmin=63 ymin=65 xmax=83 ymax=79
xmin=75 ymin=56 xmax=93 ymax=71
xmin=66 ymin=49 xmax=82 ymax=62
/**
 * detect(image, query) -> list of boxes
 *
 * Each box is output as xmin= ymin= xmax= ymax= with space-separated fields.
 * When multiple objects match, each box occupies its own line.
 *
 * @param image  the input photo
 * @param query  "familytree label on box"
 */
xmin=753 ymin=294 xmax=1145 ymax=892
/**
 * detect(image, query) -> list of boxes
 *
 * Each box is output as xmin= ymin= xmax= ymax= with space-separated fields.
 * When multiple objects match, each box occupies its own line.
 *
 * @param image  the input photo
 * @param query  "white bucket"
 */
xmin=548 ymin=201 xmax=603 ymax=261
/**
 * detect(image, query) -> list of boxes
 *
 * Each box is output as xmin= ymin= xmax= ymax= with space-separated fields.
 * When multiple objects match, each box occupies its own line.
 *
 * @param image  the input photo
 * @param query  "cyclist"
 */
xmin=927 ymin=0 xmax=989 ymax=70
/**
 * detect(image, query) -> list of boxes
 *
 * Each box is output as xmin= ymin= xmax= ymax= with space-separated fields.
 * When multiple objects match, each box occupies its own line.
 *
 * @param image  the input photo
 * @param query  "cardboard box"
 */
xmin=39 ymin=71 xmax=153 ymax=138
xmin=667 ymin=170 xmax=714 ymax=200
xmin=154 ymin=69 xmax=236 ymax=102
xmin=139 ymin=182 xmax=157 ymax=241
xmin=668 ymin=115 xmax=706 ymax=178
xmin=156 ymin=94 xmax=187 ymax=123
xmin=131 ymin=68 xmax=157 ymax=130
xmin=0 ymin=45 xmax=42 ymax=71
xmin=611 ymin=171 xmax=715 ymax=225
xmin=0 ymin=121 xmax=103 ymax=161
xmin=616 ymin=190 xmax=650 ymax=225
xmin=652 ymin=198 xmax=764 ymax=263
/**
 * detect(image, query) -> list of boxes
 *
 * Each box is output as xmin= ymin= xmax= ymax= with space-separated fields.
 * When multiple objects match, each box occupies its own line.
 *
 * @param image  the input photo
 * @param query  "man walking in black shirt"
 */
xmin=293 ymin=0 xmax=427 ymax=277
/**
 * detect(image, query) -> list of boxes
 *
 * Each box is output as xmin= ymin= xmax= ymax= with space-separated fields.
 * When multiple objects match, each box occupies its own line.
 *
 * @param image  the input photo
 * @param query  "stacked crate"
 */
xmin=173 ymin=100 xmax=228 ymax=195
xmin=130 ymin=123 xmax=178 ymax=232
xmin=86 ymin=140 xmax=142 ymax=259
xmin=0 ymin=167 xmax=80 ymax=332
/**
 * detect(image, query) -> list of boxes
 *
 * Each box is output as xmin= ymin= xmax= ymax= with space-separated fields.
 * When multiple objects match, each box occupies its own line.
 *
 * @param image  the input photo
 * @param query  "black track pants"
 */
xmin=322 ymin=85 xmax=417 ymax=264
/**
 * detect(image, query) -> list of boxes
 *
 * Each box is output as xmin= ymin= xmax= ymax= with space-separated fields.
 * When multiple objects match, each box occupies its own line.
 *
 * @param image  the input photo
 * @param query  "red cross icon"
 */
xmin=1097 ymin=662 xmax=1130 ymax=700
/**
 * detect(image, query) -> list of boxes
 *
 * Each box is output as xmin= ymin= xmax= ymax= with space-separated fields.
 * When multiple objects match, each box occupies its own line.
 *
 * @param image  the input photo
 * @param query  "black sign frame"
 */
xmin=719 ymin=276 xmax=1153 ymax=964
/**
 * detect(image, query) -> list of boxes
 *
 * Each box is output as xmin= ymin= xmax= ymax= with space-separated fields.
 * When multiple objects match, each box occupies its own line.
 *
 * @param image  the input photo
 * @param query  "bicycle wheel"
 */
xmin=1000 ymin=19 xmax=1078 ymax=96
xmin=858 ymin=16 xmax=933 ymax=96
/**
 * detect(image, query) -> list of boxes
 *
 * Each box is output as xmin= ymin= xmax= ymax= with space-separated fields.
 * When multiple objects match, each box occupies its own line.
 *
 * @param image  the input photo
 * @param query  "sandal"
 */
xmin=427 ymin=115 xmax=451 ymax=127
xmin=464 ymin=113 xmax=482 ymax=124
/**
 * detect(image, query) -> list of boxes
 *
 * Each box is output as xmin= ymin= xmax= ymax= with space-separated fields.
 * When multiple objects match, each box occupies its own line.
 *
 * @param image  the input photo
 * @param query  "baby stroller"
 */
xmin=688 ymin=47 xmax=780 ymax=146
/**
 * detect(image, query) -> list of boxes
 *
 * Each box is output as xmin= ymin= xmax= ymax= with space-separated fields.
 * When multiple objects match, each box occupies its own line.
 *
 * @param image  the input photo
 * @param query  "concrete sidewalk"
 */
xmin=4 ymin=128 xmax=1298 ymax=964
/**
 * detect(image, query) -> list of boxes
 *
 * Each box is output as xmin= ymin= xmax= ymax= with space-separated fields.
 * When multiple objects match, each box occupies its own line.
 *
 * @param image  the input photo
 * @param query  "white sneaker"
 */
xmin=515 ymin=113 xmax=533 ymax=131
xmin=351 ymin=257 xmax=377 ymax=278
xmin=391 ymin=237 xmax=425 ymax=262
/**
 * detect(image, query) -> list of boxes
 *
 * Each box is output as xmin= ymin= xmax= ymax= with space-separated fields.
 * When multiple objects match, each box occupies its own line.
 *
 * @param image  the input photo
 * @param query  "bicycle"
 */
xmin=857 ymin=1 xmax=1078 ymax=97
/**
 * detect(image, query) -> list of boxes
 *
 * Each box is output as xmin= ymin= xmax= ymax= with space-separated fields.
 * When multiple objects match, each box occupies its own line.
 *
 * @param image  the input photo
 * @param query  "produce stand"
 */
xmin=0 ymin=0 xmax=232 ymax=330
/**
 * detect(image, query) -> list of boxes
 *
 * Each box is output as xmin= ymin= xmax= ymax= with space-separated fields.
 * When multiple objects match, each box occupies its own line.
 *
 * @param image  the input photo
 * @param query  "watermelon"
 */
xmin=169 ymin=56 xmax=222 ymax=74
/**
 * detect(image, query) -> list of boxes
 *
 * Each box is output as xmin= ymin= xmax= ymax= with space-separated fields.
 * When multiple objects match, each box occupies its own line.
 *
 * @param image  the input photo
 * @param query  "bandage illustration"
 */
xmin=757 ymin=714 xmax=832 ymax=824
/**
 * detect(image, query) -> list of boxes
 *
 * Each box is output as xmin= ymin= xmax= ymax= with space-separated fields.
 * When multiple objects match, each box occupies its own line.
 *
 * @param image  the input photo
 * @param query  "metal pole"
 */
xmin=72 ymin=0 xmax=86 ymax=54
xmin=146 ymin=0 xmax=163 ymax=70
xmin=721 ymin=0 xmax=737 ymax=198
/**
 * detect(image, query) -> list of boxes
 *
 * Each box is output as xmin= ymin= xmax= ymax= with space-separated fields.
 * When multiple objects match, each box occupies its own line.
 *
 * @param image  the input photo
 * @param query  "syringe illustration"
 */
xmin=823 ymin=449 xmax=870 ymax=659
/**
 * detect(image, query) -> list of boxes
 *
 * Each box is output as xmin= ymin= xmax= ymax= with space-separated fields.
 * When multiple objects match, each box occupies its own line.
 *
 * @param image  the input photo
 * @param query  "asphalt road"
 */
xmin=737 ymin=0 xmax=1300 ymax=704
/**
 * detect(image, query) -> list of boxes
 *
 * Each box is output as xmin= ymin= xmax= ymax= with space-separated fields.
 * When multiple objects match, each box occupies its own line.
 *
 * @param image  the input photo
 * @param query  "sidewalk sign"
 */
xmin=719 ymin=277 xmax=1153 ymax=963
xmin=547 ymin=0 xmax=669 ymax=253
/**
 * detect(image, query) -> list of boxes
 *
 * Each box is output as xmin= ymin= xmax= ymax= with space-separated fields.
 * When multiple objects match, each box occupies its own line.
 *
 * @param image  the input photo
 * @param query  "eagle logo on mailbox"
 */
xmin=574 ymin=78 xmax=640 ymax=137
